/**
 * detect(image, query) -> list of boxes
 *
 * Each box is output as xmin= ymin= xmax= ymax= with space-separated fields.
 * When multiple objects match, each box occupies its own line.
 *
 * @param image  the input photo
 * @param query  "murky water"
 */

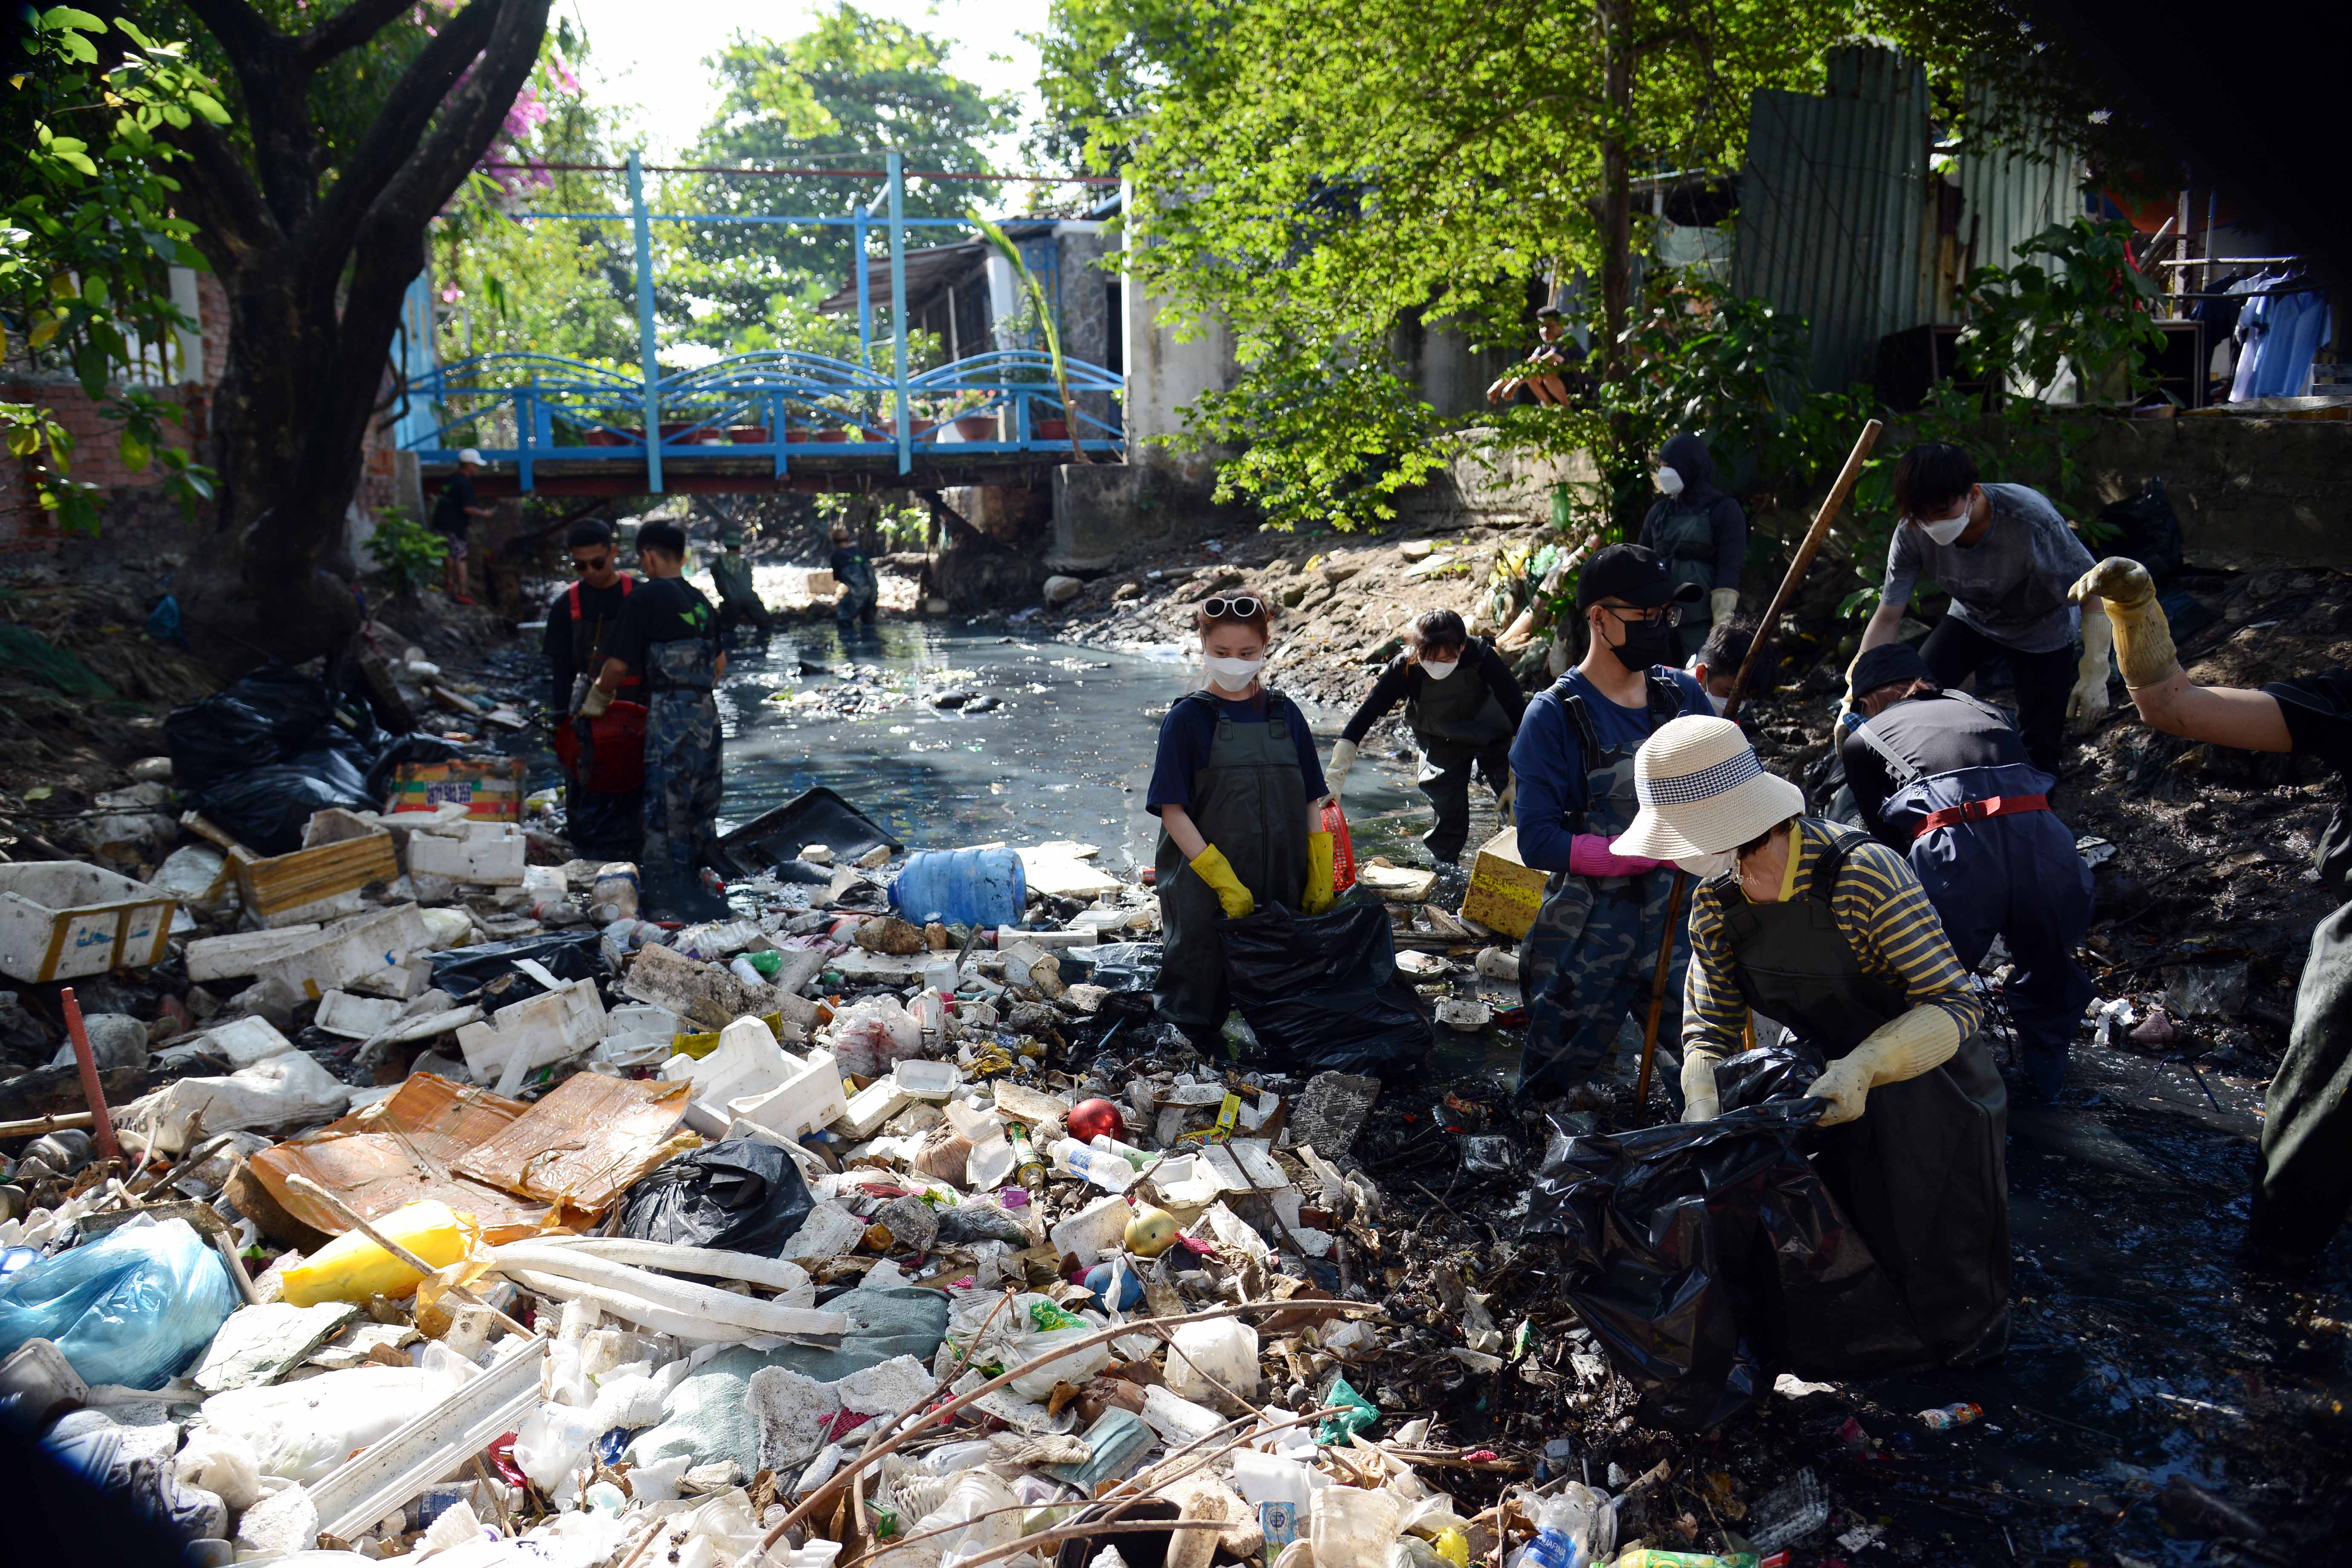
xmin=708 ymin=623 xmax=1497 ymax=872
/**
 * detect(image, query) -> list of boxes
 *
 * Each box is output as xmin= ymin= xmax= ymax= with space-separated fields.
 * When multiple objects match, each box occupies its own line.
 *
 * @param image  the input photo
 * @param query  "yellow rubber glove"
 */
xmin=578 ymin=682 xmax=615 ymax=718
xmin=2069 ymin=556 xmax=2179 ymax=689
xmin=1680 ymin=1050 xmax=1722 ymax=1123
xmin=1189 ymin=844 xmax=1255 ymax=919
xmin=1303 ymin=830 xmax=1336 ymax=914
xmin=1708 ymin=587 xmax=1741 ymax=629
xmin=1804 ymin=1004 xmax=1964 ymax=1127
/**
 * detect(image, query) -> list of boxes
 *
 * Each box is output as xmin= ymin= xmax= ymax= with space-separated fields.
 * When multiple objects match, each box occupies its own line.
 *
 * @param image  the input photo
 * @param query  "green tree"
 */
xmin=668 ymin=3 xmax=1011 ymax=355
xmin=4 ymin=5 xmax=225 ymax=533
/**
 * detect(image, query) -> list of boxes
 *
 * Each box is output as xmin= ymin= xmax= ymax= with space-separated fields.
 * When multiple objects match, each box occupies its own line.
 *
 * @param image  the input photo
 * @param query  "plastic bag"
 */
xmin=165 ymin=663 xmax=346 ymax=791
xmin=1220 ymin=903 xmax=1433 ymax=1074
xmin=1525 ymin=1047 xmax=1923 ymax=1431
xmin=0 ymin=1218 xmax=238 ymax=1389
xmin=828 ymin=995 xmax=923 ymax=1078
xmin=194 ymin=751 xmax=376 ymax=855
xmin=198 ymin=1357 xmax=472 ymax=1482
xmin=1320 ymin=799 xmax=1357 ymax=893
xmin=427 ymin=929 xmax=609 ymax=997
xmin=617 ymin=1139 xmax=816 ymax=1255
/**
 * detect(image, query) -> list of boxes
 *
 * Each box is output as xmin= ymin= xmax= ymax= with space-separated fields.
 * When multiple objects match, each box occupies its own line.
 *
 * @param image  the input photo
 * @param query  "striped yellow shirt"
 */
xmin=1683 ymin=817 xmax=1982 ymax=1059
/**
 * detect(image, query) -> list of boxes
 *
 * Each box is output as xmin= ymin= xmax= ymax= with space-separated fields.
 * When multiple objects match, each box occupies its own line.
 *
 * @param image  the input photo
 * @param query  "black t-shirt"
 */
xmin=431 ymin=473 xmax=476 ymax=537
xmin=2267 ymin=669 xmax=2352 ymax=895
xmin=604 ymin=575 xmax=717 ymax=672
xmin=1840 ymin=690 xmax=2028 ymax=847
xmin=544 ymin=577 xmax=635 ymax=710
xmin=832 ymin=545 xmax=876 ymax=590
xmin=1339 ymin=638 xmax=1527 ymax=745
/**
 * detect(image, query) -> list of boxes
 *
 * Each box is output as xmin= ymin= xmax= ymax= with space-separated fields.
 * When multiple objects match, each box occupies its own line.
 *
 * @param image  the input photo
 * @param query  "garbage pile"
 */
xmin=3 ymin=661 xmax=1754 ymax=1568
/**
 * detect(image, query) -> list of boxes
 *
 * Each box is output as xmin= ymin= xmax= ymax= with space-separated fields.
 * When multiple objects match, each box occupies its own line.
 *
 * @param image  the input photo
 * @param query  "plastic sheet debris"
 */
xmin=0 ymin=1218 xmax=238 ymax=1389
xmin=1288 ymin=1072 xmax=1383 ymax=1156
xmin=426 ymin=928 xmax=608 ymax=998
xmin=189 ymin=1300 xmax=360 ymax=1393
xmin=714 ymin=787 xmax=902 ymax=878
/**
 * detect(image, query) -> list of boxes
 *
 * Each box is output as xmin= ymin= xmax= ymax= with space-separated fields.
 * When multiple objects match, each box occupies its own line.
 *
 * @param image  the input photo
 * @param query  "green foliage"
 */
xmin=3 ymin=6 xmax=224 ymax=531
xmin=666 ymin=5 xmax=1011 ymax=354
xmin=366 ymin=507 xmax=449 ymax=599
xmin=1957 ymin=216 xmax=2166 ymax=406
xmin=1181 ymin=353 xmax=1450 ymax=534
xmin=969 ymin=213 xmax=1087 ymax=461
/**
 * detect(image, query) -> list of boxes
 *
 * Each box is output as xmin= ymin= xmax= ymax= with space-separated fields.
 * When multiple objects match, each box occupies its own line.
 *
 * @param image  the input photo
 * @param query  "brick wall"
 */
xmin=2 ymin=268 xmax=405 ymax=553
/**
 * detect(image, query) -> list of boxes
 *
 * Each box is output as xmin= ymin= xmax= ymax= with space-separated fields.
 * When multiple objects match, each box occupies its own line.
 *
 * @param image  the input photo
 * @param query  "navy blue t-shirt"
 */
xmin=1147 ymin=689 xmax=1328 ymax=815
xmin=1509 ymin=666 xmax=1710 ymax=873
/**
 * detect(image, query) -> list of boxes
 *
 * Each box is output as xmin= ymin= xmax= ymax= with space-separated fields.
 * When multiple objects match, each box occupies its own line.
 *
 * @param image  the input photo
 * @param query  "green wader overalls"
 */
xmin=1153 ymin=690 xmax=1311 ymax=1045
xmin=1717 ymin=821 xmax=2011 ymax=1365
xmin=641 ymin=638 xmax=722 ymax=895
xmin=1406 ymin=647 xmax=1516 ymax=865
xmin=1653 ymin=502 xmax=1718 ymax=660
xmin=2252 ymin=788 xmax=2352 ymax=1256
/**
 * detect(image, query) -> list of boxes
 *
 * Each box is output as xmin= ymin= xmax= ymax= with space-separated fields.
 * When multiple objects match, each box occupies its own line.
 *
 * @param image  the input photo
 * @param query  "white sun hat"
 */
xmin=1611 ymin=714 xmax=1807 ymax=859
xmin=458 ymin=447 xmax=486 ymax=465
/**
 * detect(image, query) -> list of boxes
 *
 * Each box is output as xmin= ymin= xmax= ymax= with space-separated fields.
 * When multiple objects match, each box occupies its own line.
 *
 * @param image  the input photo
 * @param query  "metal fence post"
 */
xmin=888 ymin=150 xmax=911 ymax=476
xmin=628 ymin=149 xmax=663 ymax=493
xmin=856 ymin=202 xmax=873 ymax=366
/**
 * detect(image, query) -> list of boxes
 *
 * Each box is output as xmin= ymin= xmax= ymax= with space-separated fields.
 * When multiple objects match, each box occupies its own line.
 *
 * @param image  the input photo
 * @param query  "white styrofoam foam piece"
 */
xmin=406 ymin=825 xmax=527 ymax=887
xmin=254 ymin=905 xmax=432 ymax=1001
xmin=659 ymin=1016 xmax=788 ymax=1107
xmin=314 ymin=991 xmax=401 ymax=1039
xmin=454 ymin=977 xmax=606 ymax=1081
xmin=184 ymin=924 xmax=325 ymax=983
xmin=891 ymin=1059 xmax=961 ymax=1101
xmin=834 ymin=1077 xmax=911 ymax=1140
xmin=204 ymin=1015 xmax=295 ymax=1068
xmin=1047 ymin=1193 xmax=1132 ymax=1265
xmin=726 ymin=1049 xmax=847 ymax=1141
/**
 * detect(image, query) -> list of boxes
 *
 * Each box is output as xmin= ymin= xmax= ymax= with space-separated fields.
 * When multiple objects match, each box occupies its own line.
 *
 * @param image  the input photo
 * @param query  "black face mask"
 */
xmin=1605 ymin=613 xmax=1678 ymax=672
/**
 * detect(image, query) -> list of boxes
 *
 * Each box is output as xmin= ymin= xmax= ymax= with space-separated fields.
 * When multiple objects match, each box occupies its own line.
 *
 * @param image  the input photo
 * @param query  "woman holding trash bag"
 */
xmin=1328 ymin=609 xmax=1527 ymax=866
xmin=1612 ymin=714 xmax=2011 ymax=1366
xmin=1147 ymin=595 xmax=1336 ymax=1047
xmin=1637 ymin=433 xmax=1747 ymax=660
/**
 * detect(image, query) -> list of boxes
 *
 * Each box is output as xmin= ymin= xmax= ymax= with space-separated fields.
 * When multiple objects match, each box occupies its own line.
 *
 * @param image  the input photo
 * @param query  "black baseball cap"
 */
xmin=1850 ymin=641 xmax=1931 ymax=696
xmin=1576 ymin=543 xmax=1706 ymax=613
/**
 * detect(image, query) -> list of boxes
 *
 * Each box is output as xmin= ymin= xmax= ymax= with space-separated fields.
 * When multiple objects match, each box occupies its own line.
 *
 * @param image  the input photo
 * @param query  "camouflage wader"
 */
xmin=641 ymin=639 xmax=722 ymax=890
xmin=1153 ymin=690 xmax=1311 ymax=1046
xmin=1407 ymin=646 xmax=1515 ymax=865
xmin=1518 ymin=672 xmax=1690 ymax=1101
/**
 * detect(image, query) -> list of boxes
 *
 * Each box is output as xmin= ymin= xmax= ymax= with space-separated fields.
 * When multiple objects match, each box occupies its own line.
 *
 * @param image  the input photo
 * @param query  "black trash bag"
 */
xmin=1714 ymin=1040 xmax=1825 ymax=1111
xmin=618 ymin=1139 xmax=816 ymax=1254
xmin=193 ymin=750 xmax=377 ymax=855
xmin=427 ymin=929 xmax=609 ymax=997
xmin=1221 ymin=902 xmax=1433 ymax=1075
xmin=166 ymin=663 xmax=341 ymax=791
xmin=1526 ymin=1051 xmax=1923 ymax=1432
xmin=2100 ymin=478 xmax=2183 ymax=582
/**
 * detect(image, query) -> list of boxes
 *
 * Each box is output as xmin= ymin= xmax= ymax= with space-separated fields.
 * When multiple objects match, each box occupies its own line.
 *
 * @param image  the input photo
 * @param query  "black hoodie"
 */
xmin=1637 ymin=432 xmax=1747 ymax=593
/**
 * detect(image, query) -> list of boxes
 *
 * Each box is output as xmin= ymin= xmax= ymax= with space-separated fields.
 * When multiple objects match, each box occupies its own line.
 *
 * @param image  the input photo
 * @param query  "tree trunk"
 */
xmin=1597 ymin=0 xmax=1633 ymax=384
xmin=146 ymin=0 xmax=553 ymax=677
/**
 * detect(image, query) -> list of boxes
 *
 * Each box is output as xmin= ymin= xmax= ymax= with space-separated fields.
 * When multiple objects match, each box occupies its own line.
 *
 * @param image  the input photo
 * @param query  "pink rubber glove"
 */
xmin=1570 ymin=833 xmax=1665 ymax=878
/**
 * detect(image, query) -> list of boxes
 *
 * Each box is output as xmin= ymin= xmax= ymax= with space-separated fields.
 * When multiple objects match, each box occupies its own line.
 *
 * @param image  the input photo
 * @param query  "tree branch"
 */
xmin=178 ymin=0 xmax=317 ymax=230
xmin=298 ymin=0 xmax=424 ymax=68
xmin=300 ymin=0 xmax=506 ymax=266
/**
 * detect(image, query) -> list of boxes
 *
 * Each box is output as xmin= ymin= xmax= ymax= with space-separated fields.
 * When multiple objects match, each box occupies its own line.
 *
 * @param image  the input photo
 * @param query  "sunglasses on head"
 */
xmin=1202 ymin=594 xmax=1263 ymax=620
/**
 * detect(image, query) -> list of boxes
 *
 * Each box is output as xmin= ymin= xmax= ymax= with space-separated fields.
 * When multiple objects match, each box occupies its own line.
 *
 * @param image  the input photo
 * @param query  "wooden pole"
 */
xmin=58 ymin=988 xmax=120 ymax=1162
xmin=1634 ymin=418 xmax=1884 ymax=1116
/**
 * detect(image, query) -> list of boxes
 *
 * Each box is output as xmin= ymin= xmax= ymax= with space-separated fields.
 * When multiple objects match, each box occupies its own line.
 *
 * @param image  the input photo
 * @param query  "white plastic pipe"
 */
xmin=500 ymin=1268 xmax=757 ymax=1343
xmin=491 ymin=1244 xmax=848 ymax=1338
xmin=526 ymin=1234 xmax=814 ymax=1295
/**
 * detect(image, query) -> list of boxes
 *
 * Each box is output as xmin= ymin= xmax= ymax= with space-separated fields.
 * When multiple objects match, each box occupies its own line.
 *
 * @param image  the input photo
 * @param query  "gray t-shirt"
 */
xmin=1879 ymin=481 xmax=2095 ymax=654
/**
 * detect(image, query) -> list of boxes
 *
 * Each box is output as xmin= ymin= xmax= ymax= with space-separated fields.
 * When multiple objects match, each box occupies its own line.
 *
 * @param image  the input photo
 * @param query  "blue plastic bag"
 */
xmin=0 ymin=1219 xmax=238 ymax=1389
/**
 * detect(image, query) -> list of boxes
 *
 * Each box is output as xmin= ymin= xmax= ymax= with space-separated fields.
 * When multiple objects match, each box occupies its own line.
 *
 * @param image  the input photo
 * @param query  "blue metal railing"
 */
xmin=403 ymin=347 xmax=1123 ymax=491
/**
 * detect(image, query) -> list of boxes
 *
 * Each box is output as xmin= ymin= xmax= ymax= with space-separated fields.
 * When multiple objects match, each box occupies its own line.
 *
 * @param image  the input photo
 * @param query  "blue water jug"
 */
xmin=889 ymin=847 xmax=1028 ymax=928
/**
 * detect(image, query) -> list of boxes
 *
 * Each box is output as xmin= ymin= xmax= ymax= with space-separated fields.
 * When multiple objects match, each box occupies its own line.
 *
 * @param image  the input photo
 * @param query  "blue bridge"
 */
xmin=397 ymin=149 xmax=1127 ymax=496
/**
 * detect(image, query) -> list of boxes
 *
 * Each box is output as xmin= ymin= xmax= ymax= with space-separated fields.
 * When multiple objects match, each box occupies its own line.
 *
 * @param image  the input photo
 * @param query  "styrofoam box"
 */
xmin=892 ymin=1059 xmax=962 ymax=1101
xmin=0 ymin=862 xmax=177 ymax=983
xmin=406 ymin=824 xmax=527 ymax=887
xmin=727 ymin=1048 xmax=848 ymax=1141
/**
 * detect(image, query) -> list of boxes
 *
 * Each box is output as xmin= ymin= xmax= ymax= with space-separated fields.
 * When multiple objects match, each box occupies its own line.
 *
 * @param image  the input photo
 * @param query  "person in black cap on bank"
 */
xmin=1506 ymin=543 xmax=1712 ymax=1103
xmin=1839 ymin=639 xmax=2095 ymax=1100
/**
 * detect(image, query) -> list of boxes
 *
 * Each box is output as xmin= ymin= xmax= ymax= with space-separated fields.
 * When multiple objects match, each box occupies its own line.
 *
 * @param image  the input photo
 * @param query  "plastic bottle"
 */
xmin=1090 ymin=1133 xmax=1155 ymax=1171
xmin=1051 ymin=1137 xmax=1136 ymax=1193
xmin=1525 ymin=1488 xmax=1606 ymax=1568
xmin=1918 ymin=1401 xmax=1984 ymax=1430
xmin=281 ymin=1200 xmax=481 ymax=1306
xmin=1003 ymin=1121 xmax=1045 ymax=1190
xmin=889 ymin=848 xmax=1028 ymax=928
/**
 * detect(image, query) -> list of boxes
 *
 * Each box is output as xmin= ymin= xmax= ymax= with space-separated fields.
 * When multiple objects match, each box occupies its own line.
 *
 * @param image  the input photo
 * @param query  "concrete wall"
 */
xmin=2064 ymin=415 xmax=2352 ymax=571
xmin=1394 ymin=431 xmax=1601 ymax=529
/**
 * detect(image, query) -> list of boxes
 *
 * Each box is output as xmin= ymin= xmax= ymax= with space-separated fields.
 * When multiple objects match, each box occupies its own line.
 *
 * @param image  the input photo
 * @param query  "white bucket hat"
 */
xmin=1611 ymin=714 xmax=1807 ymax=859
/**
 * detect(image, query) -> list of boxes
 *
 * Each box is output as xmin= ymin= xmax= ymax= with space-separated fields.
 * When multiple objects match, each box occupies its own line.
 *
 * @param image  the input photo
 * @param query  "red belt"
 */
xmin=1913 ymin=794 xmax=2048 ymax=840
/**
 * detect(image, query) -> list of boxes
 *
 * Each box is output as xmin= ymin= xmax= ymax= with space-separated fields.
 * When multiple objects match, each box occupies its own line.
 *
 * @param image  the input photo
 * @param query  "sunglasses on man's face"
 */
xmin=1202 ymin=595 xmax=1263 ymax=620
xmin=572 ymin=554 xmax=614 ymax=573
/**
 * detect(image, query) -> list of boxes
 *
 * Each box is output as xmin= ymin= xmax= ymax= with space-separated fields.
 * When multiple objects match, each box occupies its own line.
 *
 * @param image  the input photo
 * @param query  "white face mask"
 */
xmin=1204 ymin=656 xmax=1264 ymax=693
xmin=1704 ymin=688 xmax=1727 ymax=715
xmin=1914 ymin=504 xmax=1971 ymax=546
xmin=1418 ymin=658 xmax=1459 ymax=681
xmin=1654 ymin=467 xmax=1685 ymax=498
xmin=1675 ymin=849 xmax=1739 ymax=879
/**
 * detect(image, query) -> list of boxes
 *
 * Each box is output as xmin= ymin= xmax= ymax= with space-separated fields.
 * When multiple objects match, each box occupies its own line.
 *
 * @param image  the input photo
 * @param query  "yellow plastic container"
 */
xmin=280 ymin=1199 xmax=481 ymax=1306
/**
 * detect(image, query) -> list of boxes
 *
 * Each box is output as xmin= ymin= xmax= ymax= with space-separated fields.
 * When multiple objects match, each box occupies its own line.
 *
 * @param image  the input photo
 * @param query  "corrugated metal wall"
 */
xmin=1733 ymin=45 xmax=1934 ymax=392
xmin=1954 ymin=124 xmax=2078 ymax=282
